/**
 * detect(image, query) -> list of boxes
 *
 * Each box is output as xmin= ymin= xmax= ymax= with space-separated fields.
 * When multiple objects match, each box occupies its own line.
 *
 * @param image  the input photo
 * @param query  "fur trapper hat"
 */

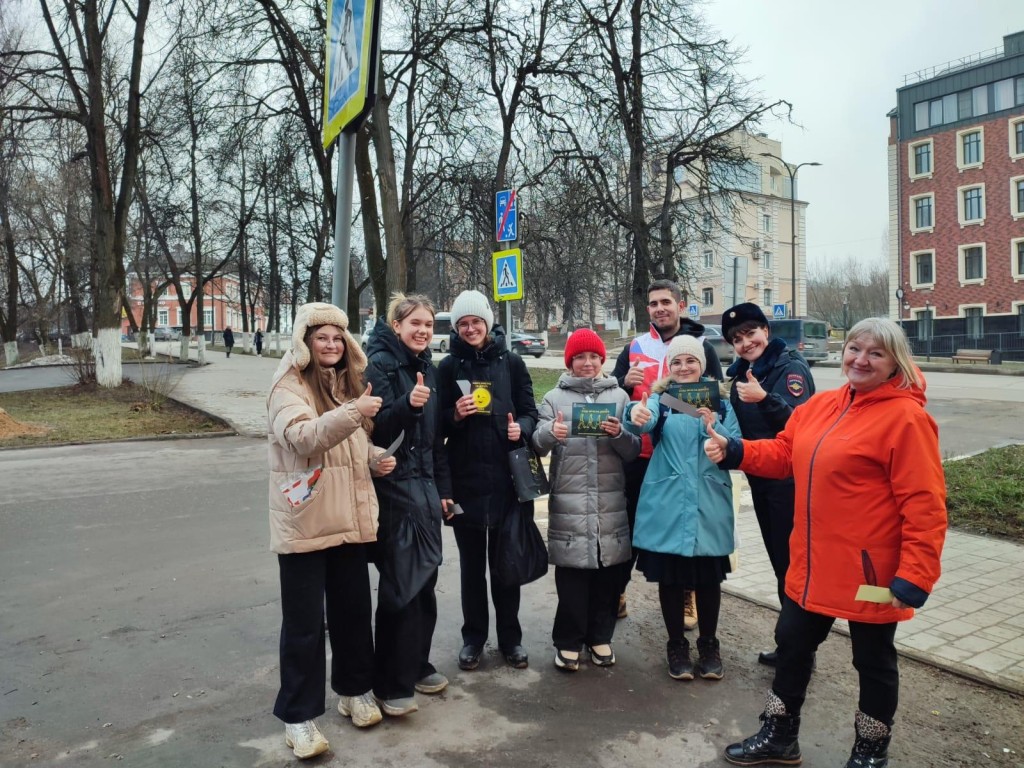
xmin=449 ymin=290 xmax=495 ymax=331
xmin=666 ymin=334 xmax=706 ymax=374
xmin=291 ymin=302 xmax=366 ymax=371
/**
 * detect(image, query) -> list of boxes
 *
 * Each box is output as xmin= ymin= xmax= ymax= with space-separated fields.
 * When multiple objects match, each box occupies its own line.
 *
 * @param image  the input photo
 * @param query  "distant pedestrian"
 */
xmin=224 ymin=326 xmax=235 ymax=357
xmin=266 ymin=302 xmax=394 ymax=759
xmin=255 ymin=329 xmax=264 ymax=357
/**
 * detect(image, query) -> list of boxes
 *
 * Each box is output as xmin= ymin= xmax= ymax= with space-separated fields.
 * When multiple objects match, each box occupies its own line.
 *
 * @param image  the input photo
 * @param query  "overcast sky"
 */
xmin=703 ymin=0 xmax=1024 ymax=269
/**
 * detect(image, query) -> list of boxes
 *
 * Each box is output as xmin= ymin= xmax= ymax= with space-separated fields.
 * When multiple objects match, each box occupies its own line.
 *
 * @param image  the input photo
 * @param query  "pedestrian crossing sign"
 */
xmin=492 ymin=248 xmax=523 ymax=302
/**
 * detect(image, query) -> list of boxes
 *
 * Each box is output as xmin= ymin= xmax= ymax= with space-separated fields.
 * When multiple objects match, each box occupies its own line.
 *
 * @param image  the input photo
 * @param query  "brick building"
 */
xmin=888 ymin=31 xmax=1024 ymax=359
xmin=123 ymin=273 xmax=268 ymax=339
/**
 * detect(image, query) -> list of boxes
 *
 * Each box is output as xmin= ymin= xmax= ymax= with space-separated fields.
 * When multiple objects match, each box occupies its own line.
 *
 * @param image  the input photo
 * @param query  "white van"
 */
xmin=430 ymin=312 xmax=453 ymax=354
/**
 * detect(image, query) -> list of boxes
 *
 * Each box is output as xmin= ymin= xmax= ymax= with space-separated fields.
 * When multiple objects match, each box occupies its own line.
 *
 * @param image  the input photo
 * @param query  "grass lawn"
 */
xmin=943 ymin=445 xmax=1024 ymax=545
xmin=528 ymin=367 xmax=564 ymax=402
xmin=0 ymin=383 xmax=231 ymax=448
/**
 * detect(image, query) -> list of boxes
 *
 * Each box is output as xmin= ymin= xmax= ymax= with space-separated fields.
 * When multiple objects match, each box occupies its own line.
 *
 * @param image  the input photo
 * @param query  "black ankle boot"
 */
xmin=845 ymin=711 xmax=891 ymax=767
xmin=724 ymin=692 xmax=801 ymax=766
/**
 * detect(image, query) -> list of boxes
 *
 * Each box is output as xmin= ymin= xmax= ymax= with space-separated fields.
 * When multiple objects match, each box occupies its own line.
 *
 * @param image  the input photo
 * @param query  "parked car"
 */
xmin=703 ymin=324 xmax=734 ymax=365
xmin=153 ymin=326 xmax=181 ymax=341
xmin=510 ymin=332 xmax=546 ymax=358
xmin=769 ymin=318 xmax=829 ymax=366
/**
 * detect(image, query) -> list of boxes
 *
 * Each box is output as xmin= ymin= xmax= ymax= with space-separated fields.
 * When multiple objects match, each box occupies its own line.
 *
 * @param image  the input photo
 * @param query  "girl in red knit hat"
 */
xmin=532 ymin=329 xmax=640 ymax=671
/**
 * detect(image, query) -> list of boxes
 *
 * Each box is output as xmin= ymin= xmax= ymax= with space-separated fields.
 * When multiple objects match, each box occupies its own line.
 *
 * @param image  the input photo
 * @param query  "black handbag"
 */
xmin=508 ymin=440 xmax=550 ymax=502
xmin=494 ymin=504 xmax=548 ymax=586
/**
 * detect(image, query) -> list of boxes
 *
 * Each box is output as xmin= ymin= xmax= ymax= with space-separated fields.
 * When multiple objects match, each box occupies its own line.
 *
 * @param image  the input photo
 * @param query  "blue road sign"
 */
xmin=495 ymin=189 xmax=518 ymax=242
xmin=493 ymin=248 xmax=523 ymax=301
xmin=688 ymin=303 xmax=700 ymax=319
xmin=773 ymin=303 xmax=787 ymax=319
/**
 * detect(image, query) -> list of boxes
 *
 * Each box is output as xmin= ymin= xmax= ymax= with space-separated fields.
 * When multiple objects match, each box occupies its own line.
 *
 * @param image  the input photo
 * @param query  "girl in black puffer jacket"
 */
xmin=437 ymin=290 xmax=538 ymax=672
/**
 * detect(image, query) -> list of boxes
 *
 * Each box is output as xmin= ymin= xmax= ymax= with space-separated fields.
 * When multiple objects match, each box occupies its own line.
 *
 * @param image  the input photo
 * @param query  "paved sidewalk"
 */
xmin=141 ymin=343 xmax=1024 ymax=696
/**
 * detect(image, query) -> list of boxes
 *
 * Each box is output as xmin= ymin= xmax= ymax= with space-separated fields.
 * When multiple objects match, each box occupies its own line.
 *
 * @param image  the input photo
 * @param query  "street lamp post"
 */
xmin=842 ymin=294 xmax=849 ymax=340
xmin=760 ymin=153 xmax=821 ymax=318
xmin=924 ymin=299 xmax=932 ymax=362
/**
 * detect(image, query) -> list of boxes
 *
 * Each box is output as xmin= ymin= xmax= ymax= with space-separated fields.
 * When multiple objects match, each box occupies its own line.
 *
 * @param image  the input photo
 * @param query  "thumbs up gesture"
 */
xmin=630 ymin=393 xmax=652 ymax=428
xmin=355 ymin=382 xmax=383 ymax=418
xmin=506 ymin=412 xmax=521 ymax=442
xmin=624 ymin=359 xmax=645 ymax=388
xmin=409 ymin=371 xmax=431 ymax=408
xmin=552 ymin=410 xmax=569 ymax=441
xmin=703 ymin=422 xmax=729 ymax=463
xmin=735 ymin=369 xmax=767 ymax=403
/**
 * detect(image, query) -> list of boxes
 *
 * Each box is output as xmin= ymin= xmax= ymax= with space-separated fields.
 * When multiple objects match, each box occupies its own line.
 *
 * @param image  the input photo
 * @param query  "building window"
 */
xmin=1013 ymin=177 xmax=1024 ymax=218
xmin=994 ymin=78 xmax=1015 ymax=112
xmin=964 ymin=307 xmax=984 ymax=339
xmin=158 ymin=309 xmax=169 ymax=326
xmin=203 ymin=308 xmax=214 ymax=327
xmin=912 ymin=141 xmax=932 ymax=177
xmin=909 ymin=193 xmax=934 ymax=232
xmin=762 ymin=252 xmax=772 ymax=270
xmin=1012 ymin=118 xmax=1024 ymax=158
xmin=973 ymin=86 xmax=988 ymax=117
xmin=703 ymin=250 xmax=714 ymax=269
xmin=762 ymin=213 xmax=772 ymax=233
xmin=958 ymin=184 xmax=985 ymax=226
xmin=959 ymin=244 xmax=985 ymax=284
xmin=1013 ymin=239 xmax=1024 ymax=279
xmin=763 ymin=289 xmax=773 ymax=307
xmin=911 ymin=250 xmax=934 ymax=287
xmin=918 ymin=308 xmax=934 ymax=341
xmin=702 ymin=288 xmax=714 ymax=308
xmin=958 ymin=129 xmax=983 ymax=168
xmin=914 ymin=101 xmax=929 ymax=131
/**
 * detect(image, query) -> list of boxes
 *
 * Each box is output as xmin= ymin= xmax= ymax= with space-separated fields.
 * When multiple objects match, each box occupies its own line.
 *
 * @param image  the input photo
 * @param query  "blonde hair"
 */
xmin=842 ymin=317 xmax=921 ymax=389
xmin=387 ymin=292 xmax=435 ymax=326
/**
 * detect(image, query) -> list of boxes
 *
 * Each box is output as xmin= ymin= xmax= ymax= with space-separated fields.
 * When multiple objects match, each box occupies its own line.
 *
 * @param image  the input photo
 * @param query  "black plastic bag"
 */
xmin=494 ymin=504 xmax=548 ymax=587
xmin=508 ymin=441 xmax=550 ymax=502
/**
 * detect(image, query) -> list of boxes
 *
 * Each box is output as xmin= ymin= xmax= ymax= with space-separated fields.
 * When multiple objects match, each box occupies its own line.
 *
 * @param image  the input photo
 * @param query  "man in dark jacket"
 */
xmin=721 ymin=302 xmax=814 ymax=666
xmin=223 ymin=326 xmax=235 ymax=357
xmin=437 ymin=290 xmax=538 ymax=671
xmin=610 ymin=279 xmax=722 ymax=623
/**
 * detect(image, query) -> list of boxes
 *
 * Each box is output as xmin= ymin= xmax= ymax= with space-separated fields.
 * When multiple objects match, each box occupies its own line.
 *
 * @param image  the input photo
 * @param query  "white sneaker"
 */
xmin=338 ymin=691 xmax=383 ymax=728
xmin=284 ymin=720 xmax=329 ymax=759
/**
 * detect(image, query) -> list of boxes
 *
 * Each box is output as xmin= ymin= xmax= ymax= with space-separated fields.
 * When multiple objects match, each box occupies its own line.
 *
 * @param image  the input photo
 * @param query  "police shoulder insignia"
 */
xmin=786 ymin=374 xmax=805 ymax=397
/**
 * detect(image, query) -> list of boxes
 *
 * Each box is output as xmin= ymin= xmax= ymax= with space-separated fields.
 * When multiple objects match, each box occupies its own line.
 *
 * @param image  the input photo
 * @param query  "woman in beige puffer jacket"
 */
xmin=266 ymin=302 xmax=395 ymax=759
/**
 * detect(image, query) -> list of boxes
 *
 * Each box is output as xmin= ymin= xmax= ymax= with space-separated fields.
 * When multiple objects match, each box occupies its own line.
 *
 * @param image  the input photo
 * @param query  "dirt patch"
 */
xmin=0 ymin=408 xmax=49 ymax=440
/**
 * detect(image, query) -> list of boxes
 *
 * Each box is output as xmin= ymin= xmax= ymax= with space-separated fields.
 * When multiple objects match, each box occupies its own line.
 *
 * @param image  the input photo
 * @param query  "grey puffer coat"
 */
xmin=532 ymin=373 xmax=640 ymax=569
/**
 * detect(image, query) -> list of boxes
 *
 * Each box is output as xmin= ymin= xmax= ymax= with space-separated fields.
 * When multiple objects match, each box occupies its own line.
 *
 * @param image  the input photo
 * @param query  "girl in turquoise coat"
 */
xmin=624 ymin=335 xmax=740 ymax=682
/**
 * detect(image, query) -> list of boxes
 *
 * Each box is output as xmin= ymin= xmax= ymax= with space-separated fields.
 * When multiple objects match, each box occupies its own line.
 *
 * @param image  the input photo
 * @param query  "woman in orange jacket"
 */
xmin=705 ymin=318 xmax=947 ymax=768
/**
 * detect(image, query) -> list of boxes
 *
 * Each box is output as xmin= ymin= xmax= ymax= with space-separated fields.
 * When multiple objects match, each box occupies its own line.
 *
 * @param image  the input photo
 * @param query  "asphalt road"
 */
xmin=1 ymin=438 xmax=1021 ymax=767
xmin=0 ymin=362 xmax=188 ymax=394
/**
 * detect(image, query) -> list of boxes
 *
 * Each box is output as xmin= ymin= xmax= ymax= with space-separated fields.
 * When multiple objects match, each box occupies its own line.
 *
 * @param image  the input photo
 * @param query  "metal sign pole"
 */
xmin=331 ymin=132 xmax=355 ymax=310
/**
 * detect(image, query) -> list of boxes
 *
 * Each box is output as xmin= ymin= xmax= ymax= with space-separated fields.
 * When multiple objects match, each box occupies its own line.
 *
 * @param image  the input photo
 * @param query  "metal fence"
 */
xmin=907 ymin=332 xmax=1024 ymax=363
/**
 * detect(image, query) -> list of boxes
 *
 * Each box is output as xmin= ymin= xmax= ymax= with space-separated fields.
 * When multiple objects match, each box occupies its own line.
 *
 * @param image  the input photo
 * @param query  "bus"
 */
xmin=430 ymin=312 xmax=453 ymax=354
xmin=769 ymin=318 xmax=829 ymax=366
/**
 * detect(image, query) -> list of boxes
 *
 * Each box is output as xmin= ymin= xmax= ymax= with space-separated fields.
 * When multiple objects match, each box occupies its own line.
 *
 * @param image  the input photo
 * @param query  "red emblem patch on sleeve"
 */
xmin=786 ymin=374 xmax=806 ymax=397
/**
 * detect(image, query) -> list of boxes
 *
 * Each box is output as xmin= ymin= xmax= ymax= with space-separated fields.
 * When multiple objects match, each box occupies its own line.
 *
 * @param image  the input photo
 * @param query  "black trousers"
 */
xmin=621 ymin=456 xmax=650 ymax=591
xmin=453 ymin=525 xmax=522 ymax=651
xmin=773 ymin=596 xmax=899 ymax=725
xmin=373 ymin=569 xmax=438 ymax=700
xmin=747 ymin=475 xmax=796 ymax=605
xmin=552 ymin=562 xmax=627 ymax=651
xmin=273 ymin=544 xmax=374 ymax=723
